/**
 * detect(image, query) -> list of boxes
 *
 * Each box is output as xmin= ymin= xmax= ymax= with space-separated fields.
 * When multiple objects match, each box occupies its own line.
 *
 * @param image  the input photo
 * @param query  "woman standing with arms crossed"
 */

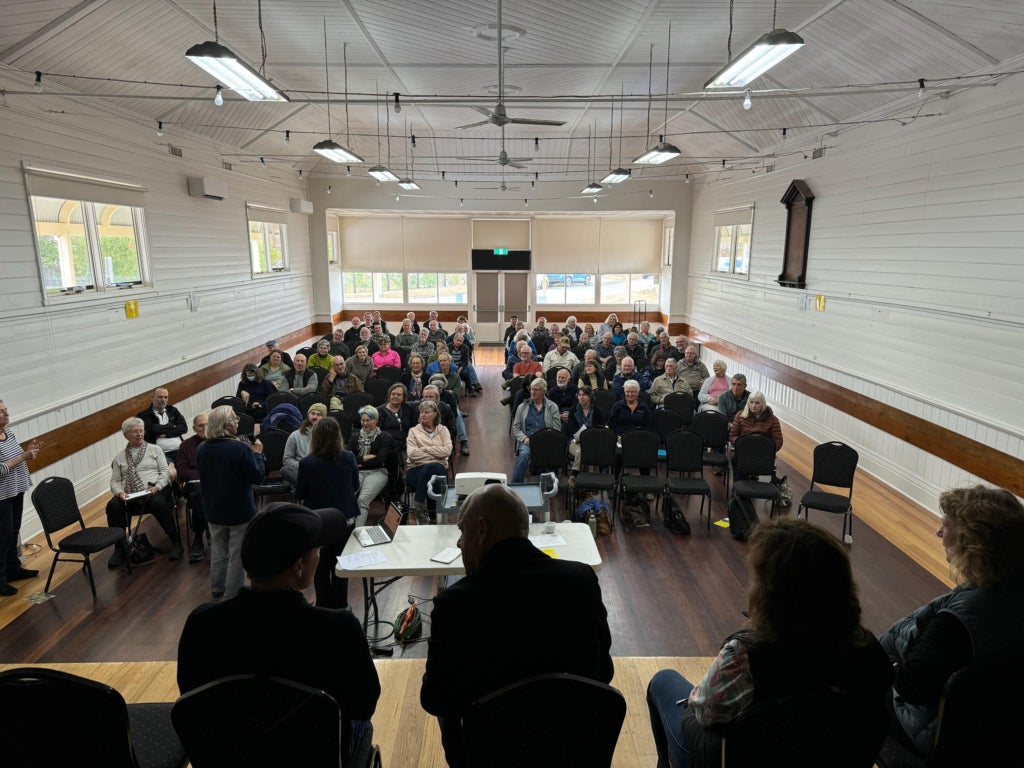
xmin=0 ymin=401 xmax=40 ymax=596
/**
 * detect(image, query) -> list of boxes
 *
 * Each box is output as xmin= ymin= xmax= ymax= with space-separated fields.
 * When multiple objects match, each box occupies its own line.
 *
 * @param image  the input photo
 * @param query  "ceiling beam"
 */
xmin=0 ymin=0 xmax=111 ymax=62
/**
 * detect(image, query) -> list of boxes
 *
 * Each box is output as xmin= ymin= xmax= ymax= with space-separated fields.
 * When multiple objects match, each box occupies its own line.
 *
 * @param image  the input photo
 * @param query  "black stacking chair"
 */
xmin=299 ymin=392 xmax=331 ymax=414
xmin=731 ymin=433 xmax=781 ymax=518
xmin=573 ymin=427 xmax=620 ymax=517
xmin=0 ymin=666 xmax=187 ymax=768
xmin=592 ymin=388 xmax=614 ymax=420
xmin=461 ymin=673 xmax=626 ymax=768
xmin=31 ymin=476 xmax=129 ymax=597
xmin=364 ymin=378 xmax=391 ymax=406
xmin=526 ymin=428 xmax=570 ymax=514
xmin=618 ymin=429 xmax=664 ymax=515
xmin=265 ymin=391 xmax=299 ymax=411
xmin=663 ymin=391 xmax=695 ymax=425
xmin=374 ymin=365 xmax=403 ymax=385
xmin=331 ymin=410 xmax=354 ymax=444
xmin=253 ymin=429 xmax=292 ymax=508
xmin=691 ymin=410 xmax=731 ymax=493
xmin=211 ymin=395 xmax=246 ymax=415
xmin=651 ymin=408 xmax=683 ymax=466
xmin=665 ymin=429 xmax=712 ymax=530
xmin=798 ymin=442 xmax=860 ymax=545
xmin=342 ymin=392 xmax=374 ymax=419
xmin=235 ymin=412 xmax=256 ymax=437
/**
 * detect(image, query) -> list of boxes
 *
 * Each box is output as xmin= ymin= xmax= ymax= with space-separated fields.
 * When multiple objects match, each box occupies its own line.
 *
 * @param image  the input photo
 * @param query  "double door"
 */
xmin=473 ymin=272 xmax=530 ymax=343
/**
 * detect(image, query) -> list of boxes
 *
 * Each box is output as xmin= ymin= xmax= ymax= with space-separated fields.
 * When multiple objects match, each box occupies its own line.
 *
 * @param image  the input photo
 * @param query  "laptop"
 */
xmin=355 ymin=504 xmax=402 ymax=547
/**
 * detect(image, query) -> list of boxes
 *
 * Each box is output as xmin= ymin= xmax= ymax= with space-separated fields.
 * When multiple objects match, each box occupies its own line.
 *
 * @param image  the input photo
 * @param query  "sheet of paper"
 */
xmin=431 ymin=547 xmax=462 ymax=564
xmin=528 ymin=533 xmax=567 ymax=548
xmin=125 ymin=490 xmax=150 ymax=500
xmin=714 ymin=518 xmax=731 ymax=529
xmin=337 ymin=550 xmax=388 ymax=569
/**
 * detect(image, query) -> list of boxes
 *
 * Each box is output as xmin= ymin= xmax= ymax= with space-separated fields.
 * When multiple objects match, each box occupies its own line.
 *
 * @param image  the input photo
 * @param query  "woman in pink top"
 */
xmin=698 ymin=360 xmax=730 ymax=414
xmin=371 ymin=335 xmax=401 ymax=370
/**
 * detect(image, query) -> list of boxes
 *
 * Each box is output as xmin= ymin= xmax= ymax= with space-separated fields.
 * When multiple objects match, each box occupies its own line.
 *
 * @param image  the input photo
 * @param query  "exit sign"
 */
xmin=493 ymin=247 xmax=508 ymax=255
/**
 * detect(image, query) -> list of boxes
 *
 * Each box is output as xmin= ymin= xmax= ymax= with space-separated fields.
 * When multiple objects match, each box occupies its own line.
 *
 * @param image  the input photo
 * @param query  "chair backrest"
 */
xmin=620 ymin=429 xmax=660 ymax=472
xmin=331 ymin=410 xmax=354 ymax=444
xmin=236 ymin=412 xmax=256 ymax=436
xmin=732 ymin=433 xmax=777 ymax=478
xmin=375 ymin=365 xmax=403 ymax=384
xmin=691 ymin=409 xmax=729 ymax=451
xmin=299 ymin=392 xmax=331 ymax=414
xmin=651 ymin=408 xmax=683 ymax=445
xmin=928 ymin=645 xmax=1024 ymax=767
xmin=395 ymin=345 xmax=410 ymax=370
xmin=296 ymin=346 xmax=316 ymax=360
xmin=265 ymin=391 xmax=300 ymax=411
xmin=592 ymin=388 xmax=614 ymax=417
xmin=461 ymin=673 xmax=626 ymax=768
xmin=665 ymin=429 xmax=704 ymax=475
xmin=578 ymin=426 xmax=618 ymax=469
xmin=30 ymin=476 xmax=84 ymax=537
xmin=545 ymin=366 xmax=569 ymax=390
xmin=342 ymin=391 xmax=375 ymax=417
xmin=258 ymin=429 xmax=289 ymax=473
xmin=663 ymin=391 xmax=695 ymax=424
xmin=172 ymin=674 xmax=341 ymax=768
xmin=211 ymin=395 xmax=246 ymax=415
xmin=364 ymin=378 xmax=391 ymax=406
xmin=811 ymin=441 xmax=859 ymax=491
xmin=0 ymin=666 xmax=141 ymax=767
xmin=527 ymin=428 xmax=569 ymax=475
xmin=722 ymin=687 xmax=889 ymax=768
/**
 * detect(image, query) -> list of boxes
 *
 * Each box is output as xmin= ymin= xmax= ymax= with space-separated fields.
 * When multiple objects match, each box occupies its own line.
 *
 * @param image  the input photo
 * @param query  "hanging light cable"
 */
xmin=368 ymin=82 xmax=398 ymax=181
xmin=634 ymin=24 xmax=680 ymax=164
xmin=313 ymin=19 xmax=363 ymax=163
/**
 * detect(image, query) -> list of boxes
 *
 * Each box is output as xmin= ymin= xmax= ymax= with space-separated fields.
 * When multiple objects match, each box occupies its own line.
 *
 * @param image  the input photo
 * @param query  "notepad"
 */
xmin=529 ymin=533 xmax=566 ymax=548
xmin=714 ymin=518 xmax=731 ymax=529
xmin=431 ymin=547 xmax=462 ymax=564
xmin=337 ymin=550 xmax=388 ymax=569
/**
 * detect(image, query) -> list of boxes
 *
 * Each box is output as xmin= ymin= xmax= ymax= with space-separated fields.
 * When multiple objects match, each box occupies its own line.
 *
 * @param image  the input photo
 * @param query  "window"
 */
xmin=408 ymin=273 xmax=468 ymax=303
xmin=342 ymin=272 xmax=373 ymax=303
xmin=247 ymin=205 xmax=288 ymax=275
xmin=535 ymin=273 xmax=596 ymax=305
xmin=598 ymin=274 xmax=658 ymax=304
xmin=713 ymin=206 xmax=753 ymax=276
xmin=327 ymin=230 xmax=339 ymax=264
xmin=373 ymin=272 xmax=404 ymax=303
xmin=29 ymin=184 xmax=149 ymax=297
xmin=663 ymin=227 xmax=674 ymax=267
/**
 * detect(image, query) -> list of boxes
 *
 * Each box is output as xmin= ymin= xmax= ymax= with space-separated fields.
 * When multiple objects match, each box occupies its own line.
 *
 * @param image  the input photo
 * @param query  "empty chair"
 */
xmin=664 ymin=429 xmax=712 ymax=530
xmin=265 ymin=391 xmax=300 ymax=411
xmin=252 ymin=429 xmax=292 ymax=508
xmin=172 ymin=674 xmax=379 ymax=768
xmin=798 ymin=441 xmax=859 ymax=544
xmin=235 ymin=412 xmax=256 ymax=437
xmin=31 ymin=476 xmax=129 ymax=597
xmin=663 ymin=391 xmax=695 ymax=425
xmin=364 ymin=378 xmax=391 ymax=406
xmin=461 ymin=673 xmax=626 ymax=768
xmin=331 ymin=410 xmax=354 ymax=444
xmin=691 ymin=410 xmax=731 ymax=492
xmin=591 ymin=388 xmax=614 ymax=420
xmin=342 ymin=392 xmax=374 ymax=419
xmin=618 ymin=429 xmax=664 ymax=515
xmin=731 ymin=433 xmax=781 ymax=518
xmin=573 ymin=427 xmax=619 ymax=516
xmin=299 ymin=392 xmax=331 ymax=414
xmin=211 ymin=395 xmax=246 ymax=415
xmin=526 ymin=427 xmax=569 ymax=479
xmin=0 ymin=666 xmax=187 ymax=768
xmin=373 ymin=365 xmax=402 ymax=385
xmin=650 ymin=408 xmax=683 ymax=448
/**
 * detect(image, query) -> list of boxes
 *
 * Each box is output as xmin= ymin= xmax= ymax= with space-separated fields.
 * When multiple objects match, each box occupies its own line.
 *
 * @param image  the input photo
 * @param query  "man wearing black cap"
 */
xmin=177 ymin=502 xmax=380 ymax=761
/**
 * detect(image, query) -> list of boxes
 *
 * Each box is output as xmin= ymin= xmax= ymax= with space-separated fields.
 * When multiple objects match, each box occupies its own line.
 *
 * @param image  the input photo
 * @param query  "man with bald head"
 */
xmin=137 ymin=387 xmax=187 ymax=465
xmin=421 ymin=484 xmax=613 ymax=768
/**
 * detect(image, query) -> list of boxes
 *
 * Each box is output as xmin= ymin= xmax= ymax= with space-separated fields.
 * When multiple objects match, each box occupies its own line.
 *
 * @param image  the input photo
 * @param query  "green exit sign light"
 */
xmin=493 ymin=248 xmax=508 ymax=255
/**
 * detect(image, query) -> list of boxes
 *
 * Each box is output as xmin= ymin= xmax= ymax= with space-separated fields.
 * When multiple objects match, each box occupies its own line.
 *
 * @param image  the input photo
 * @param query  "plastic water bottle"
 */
xmin=587 ymin=512 xmax=597 ymax=538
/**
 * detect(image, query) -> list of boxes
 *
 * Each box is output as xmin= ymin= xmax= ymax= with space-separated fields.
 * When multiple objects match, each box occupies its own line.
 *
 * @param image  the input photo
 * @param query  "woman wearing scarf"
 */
xmin=346 ymin=405 xmax=393 ymax=528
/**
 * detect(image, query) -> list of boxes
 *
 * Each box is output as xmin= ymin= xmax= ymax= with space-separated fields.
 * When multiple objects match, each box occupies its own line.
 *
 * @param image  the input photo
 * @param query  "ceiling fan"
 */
xmin=454 ymin=0 xmax=566 ymax=131
xmin=457 ymin=125 xmax=531 ymax=168
xmin=475 ymin=168 xmax=520 ymax=191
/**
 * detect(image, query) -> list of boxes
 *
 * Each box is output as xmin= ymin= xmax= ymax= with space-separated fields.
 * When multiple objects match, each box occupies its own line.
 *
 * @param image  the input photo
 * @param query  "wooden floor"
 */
xmin=0 ymin=347 xmax=953 ymax=765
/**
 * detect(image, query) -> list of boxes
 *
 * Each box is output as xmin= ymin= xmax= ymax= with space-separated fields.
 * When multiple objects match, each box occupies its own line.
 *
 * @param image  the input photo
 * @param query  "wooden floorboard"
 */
xmin=0 ymin=351 xmax=954 ymax=762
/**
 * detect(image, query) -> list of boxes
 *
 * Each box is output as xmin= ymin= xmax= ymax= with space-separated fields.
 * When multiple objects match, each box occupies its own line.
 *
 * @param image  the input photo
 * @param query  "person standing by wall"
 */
xmin=0 ymin=400 xmax=40 ymax=596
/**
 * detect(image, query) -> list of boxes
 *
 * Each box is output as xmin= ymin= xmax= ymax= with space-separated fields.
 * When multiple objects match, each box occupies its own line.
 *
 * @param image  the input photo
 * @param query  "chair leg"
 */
xmin=82 ymin=557 xmax=97 ymax=599
xmin=44 ymin=555 xmax=59 ymax=593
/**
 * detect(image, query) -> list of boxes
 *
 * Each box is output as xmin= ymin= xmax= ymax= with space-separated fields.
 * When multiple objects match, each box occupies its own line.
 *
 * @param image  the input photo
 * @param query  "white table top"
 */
xmin=335 ymin=522 xmax=602 ymax=578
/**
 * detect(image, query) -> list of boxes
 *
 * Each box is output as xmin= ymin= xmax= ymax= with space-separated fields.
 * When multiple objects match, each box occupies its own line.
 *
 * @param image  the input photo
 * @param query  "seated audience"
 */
xmin=347 ymin=405 xmax=393 ymax=528
xmin=319 ymin=356 xmax=365 ymax=411
xmin=636 ymin=320 xmax=655 ymax=348
xmin=295 ymin=418 xmax=358 ymax=609
xmin=395 ymin=318 xmax=419 ymax=349
xmin=306 ymin=339 xmax=335 ymax=376
xmin=325 ymin=327 xmax=351 ymax=358
xmin=546 ymin=368 xmax=578 ymax=425
xmin=284 ymin=353 xmax=319 ymax=397
xmin=608 ymin=380 xmax=651 ymax=435
xmin=426 ymin=320 xmax=447 ymax=346
xmin=611 ymin=321 xmax=627 ymax=345
xmin=718 ymin=374 xmax=750 ymax=423
xmin=342 ymin=316 xmax=364 ymax=346
xmin=421 ymin=483 xmax=613 ymax=768
xmin=649 ymin=331 xmax=674 ymax=362
xmin=611 ymin=356 xmax=642 ymax=402
xmin=411 ymin=328 xmax=435 ymax=361
xmin=881 ymin=486 xmax=1024 ymax=757
xmin=379 ymin=383 xmax=416 ymax=449
xmin=426 ymin=377 xmax=469 ymax=456
xmin=259 ymin=340 xmax=293 ymax=368
xmin=370 ymin=335 xmax=401 ymax=370
xmin=640 ymin=350 xmax=667 ymax=391
xmin=345 ymin=345 xmax=374 ymax=385
xmin=729 ymin=392 xmax=784 ymax=475
xmin=563 ymin=315 xmax=582 ymax=342
xmin=105 ymin=417 xmax=181 ymax=566
xmin=624 ymin=331 xmax=647 ymax=367
xmin=432 ymin=354 xmax=463 ymax=399
xmin=406 ymin=401 xmax=452 ymax=524
xmin=649 ymin=357 xmax=690 ymax=405
xmin=595 ymin=333 xmax=617 ymax=365
xmin=282 ymin=403 xmax=326 ymax=486
xmin=137 ymin=387 xmax=187 ymax=465
xmin=259 ymin=349 xmax=290 ymax=391
xmin=604 ymin=346 xmax=626 ymax=381
xmin=543 ymin=336 xmax=579 ymax=374
xmin=448 ymin=333 xmax=481 ymax=394
xmin=405 ymin=311 xmax=420 ymax=335
xmin=577 ymin=356 xmax=608 ymax=391
xmin=567 ymin=385 xmax=605 ymax=473
xmin=572 ymin=331 xmax=592 ymax=355
xmin=697 ymin=360 xmax=730 ymax=413
xmin=372 ymin=310 xmax=389 ymax=335
xmin=511 ymin=379 xmax=561 ymax=483
xmin=647 ymin=518 xmax=893 ymax=768
xmin=177 ymin=503 xmax=380 ymax=764
xmin=402 ymin=354 xmax=429 ymax=402
xmin=197 ymin=405 xmax=265 ymax=599
xmin=174 ymin=412 xmax=210 ymax=562
xmin=369 ymin=321 xmax=394 ymax=349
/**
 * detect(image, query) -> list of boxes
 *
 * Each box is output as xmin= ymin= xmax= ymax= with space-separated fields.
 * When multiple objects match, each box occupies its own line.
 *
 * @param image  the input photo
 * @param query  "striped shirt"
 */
xmin=0 ymin=431 xmax=31 ymax=501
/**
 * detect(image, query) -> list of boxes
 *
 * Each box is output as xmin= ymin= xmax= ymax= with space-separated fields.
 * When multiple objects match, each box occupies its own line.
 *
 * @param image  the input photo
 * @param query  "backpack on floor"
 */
xmin=621 ymin=492 xmax=651 ymax=528
xmin=574 ymin=496 xmax=612 ymax=536
xmin=664 ymin=495 xmax=691 ymax=536
xmin=727 ymin=495 xmax=758 ymax=542
xmin=772 ymin=472 xmax=793 ymax=507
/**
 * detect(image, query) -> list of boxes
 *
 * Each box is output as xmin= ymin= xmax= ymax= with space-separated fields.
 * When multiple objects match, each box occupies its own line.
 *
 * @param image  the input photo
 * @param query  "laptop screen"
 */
xmin=381 ymin=505 xmax=402 ymax=539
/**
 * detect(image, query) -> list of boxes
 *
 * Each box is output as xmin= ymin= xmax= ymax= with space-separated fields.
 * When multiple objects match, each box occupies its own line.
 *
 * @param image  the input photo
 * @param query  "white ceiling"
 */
xmin=2 ymin=0 xmax=1021 ymax=185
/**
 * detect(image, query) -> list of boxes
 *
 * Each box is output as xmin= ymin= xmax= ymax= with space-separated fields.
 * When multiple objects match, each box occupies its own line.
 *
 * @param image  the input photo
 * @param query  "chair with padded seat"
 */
xmin=331 ymin=409 xmax=354 ymax=444
xmin=364 ymin=377 xmax=391 ymax=406
xmin=618 ymin=429 xmax=665 ymax=516
xmin=592 ymin=388 xmax=614 ymax=421
xmin=461 ymin=673 xmax=626 ymax=768
xmin=525 ymin=428 xmax=570 ymax=515
xmin=664 ymin=429 xmax=712 ymax=530
xmin=663 ymin=391 xmax=695 ymax=426
xmin=299 ymin=392 xmax=331 ymax=415
xmin=0 ymin=666 xmax=187 ymax=768
xmin=172 ymin=674 xmax=381 ymax=768
xmin=211 ymin=395 xmax=246 ymax=415
xmin=798 ymin=441 xmax=859 ymax=544
xmin=252 ymin=428 xmax=292 ymax=508
xmin=31 ymin=475 xmax=130 ymax=597
xmin=265 ymin=391 xmax=300 ymax=412
xmin=374 ymin=365 xmax=403 ymax=385
xmin=691 ymin=410 xmax=731 ymax=493
xmin=573 ymin=427 xmax=620 ymax=518
xmin=342 ymin=391 xmax=374 ymax=419
xmin=731 ymin=433 xmax=781 ymax=518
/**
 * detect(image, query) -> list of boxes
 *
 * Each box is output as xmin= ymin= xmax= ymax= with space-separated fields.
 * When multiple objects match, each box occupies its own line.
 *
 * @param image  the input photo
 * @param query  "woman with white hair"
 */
xmin=105 ymin=416 xmax=181 ymax=567
xmin=728 ymin=391 xmax=783 ymax=452
xmin=698 ymin=360 xmax=730 ymax=413
xmin=563 ymin=315 xmax=582 ymax=343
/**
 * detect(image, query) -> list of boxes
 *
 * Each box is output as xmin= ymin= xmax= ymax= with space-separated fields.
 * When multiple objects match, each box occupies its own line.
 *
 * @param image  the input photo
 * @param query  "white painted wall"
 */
xmin=0 ymin=74 xmax=315 ymax=537
xmin=684 ymin=76 xmax=1024 ymax=512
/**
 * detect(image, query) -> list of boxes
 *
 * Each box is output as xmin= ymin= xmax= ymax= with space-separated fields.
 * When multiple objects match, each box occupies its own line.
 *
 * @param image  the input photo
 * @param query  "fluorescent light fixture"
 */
xmin=633 ymin=136 xmax=681 ymax=165
xmin=703 ymin=29 xmax=804 ymax=89
xmin=186 ymin=40 xmax=290 ymax=102
xmin=368 ymin=165 xmax=399 ymax=181
xmin=397 ymin=178 xmax=421 ymax=190
xmin=580 ymin=182 xmax=603 ymax=194
xmin=600 ymin=168 xmax=631 ymax=184
xmin=313 ymin=140 xmax=364 ymax=164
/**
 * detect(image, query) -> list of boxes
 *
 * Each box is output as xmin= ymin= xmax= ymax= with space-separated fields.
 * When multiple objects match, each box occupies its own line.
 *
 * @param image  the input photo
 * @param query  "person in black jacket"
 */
xmin=137 ymin=387 xmax=187 ymax=464
xmin=421 ymin=484 xmax=613 ymax=767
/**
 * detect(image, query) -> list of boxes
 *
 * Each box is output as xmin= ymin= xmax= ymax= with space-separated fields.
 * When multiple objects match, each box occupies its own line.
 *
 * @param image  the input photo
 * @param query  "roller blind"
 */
xmin=598 ymin=218 xmax=663 ymax=272
xmin=472 ymin=218 xmax=531 ymax=250
xmin=533 ymin=218 xmax=600 ymax=270
xmin=403 ymin=217 xmax=470 ymax=270
xmin=326 ymin=214 xmax=339 ymax=233
xmin=25 ymin=168 xmax=146 ymax=208
xmin=245 ymin=203 xmax=288 ymax=225
xmin=713 ymin=206 xmax=754 ymax=228
xmin=338 ymin=215 xmax=404 ymax=270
